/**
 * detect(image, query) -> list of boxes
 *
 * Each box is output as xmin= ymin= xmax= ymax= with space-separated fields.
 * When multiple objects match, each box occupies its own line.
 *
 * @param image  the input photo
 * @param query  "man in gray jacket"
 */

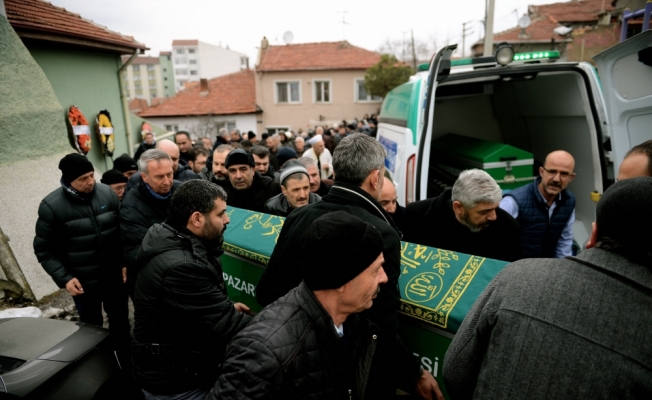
xmin=443 ymin=177 xmax=652 ymax=400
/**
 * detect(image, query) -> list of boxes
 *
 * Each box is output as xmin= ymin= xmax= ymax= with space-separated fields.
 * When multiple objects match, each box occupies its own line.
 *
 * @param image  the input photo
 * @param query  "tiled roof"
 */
xmin=172 ymin=40 xmax=199 ymax=46
xmin=5 ymin=0 xmax=146 ymax=52
xmin=138 ymin=70 xmax=258 ymax=117
xmin=130 ymin=56 xmax=160 ymax=65
xmin=532 ymin=0 xmax=614 ymax=23
xmin=160 ymin=51 xmax=171 ymax=55
xmin=257 ymin=41 xmax=381 ymax=72
xmin=487 ymin=0 xmax=614 ymax=44
xmin=129 ymin=98 xmax=149 ymax=112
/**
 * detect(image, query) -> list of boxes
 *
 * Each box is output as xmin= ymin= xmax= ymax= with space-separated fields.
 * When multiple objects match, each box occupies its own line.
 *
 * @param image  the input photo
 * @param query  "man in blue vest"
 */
xmin=500 ymin=150 xmax=576 ymax=258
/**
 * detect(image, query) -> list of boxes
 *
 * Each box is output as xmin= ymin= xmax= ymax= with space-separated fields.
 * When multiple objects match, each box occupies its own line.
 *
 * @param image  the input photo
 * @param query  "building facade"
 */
xmin=172 ymin=39 xmax=249 ymax=92
xmin=121 ymin=52 xmax=176 ymax=103
xmin=138 ymin=70 xmax=259 ymax=141
xmin=255 ymin=39 xmax=382 ymax=134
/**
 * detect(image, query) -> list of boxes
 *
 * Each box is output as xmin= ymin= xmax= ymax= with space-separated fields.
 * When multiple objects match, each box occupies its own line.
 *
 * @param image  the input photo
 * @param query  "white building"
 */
xmin=121 ymin=54 xmax=176 ymax=103
xmin=172 ymin=39 xmax=249 ymax=92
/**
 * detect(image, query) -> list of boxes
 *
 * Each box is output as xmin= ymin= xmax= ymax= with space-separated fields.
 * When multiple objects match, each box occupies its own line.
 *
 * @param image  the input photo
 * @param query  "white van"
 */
xmin=378 ymin=30 xmax=652 ymax=248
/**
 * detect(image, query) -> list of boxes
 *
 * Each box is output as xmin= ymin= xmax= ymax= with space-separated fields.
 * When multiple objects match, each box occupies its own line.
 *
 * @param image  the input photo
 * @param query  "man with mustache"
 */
xmin=404 ymin=169 xmax=521 ymax=262
xmin=500 ymin=150 xmax=576 ymax=258
xmin=264 ymin=161 xmax=321 ymax=217
xmin=132 ymin=180 xmax=251 ymax=399
xmin=224 ymin=148 xmax=281 ymax=213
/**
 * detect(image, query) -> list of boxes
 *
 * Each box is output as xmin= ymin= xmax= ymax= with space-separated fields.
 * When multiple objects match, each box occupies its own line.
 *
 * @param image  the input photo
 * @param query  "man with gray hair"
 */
xmin=257 ymin=133 xmax=444 ymax=400
xmin=298 ymin=156 xmax=331 ymax=196
xmin=264 ymin=160 xmax=321 ymax=217
xmin=404 ymin=169 xmax=521 ymax=262
xmin=120 ymin=149 xmax=182 ymax=297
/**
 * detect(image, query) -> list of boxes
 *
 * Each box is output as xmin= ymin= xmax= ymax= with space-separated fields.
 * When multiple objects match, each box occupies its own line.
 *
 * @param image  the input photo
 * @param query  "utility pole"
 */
xmin=410 ymin=29 xmax=418 ymax=70
xmin=484 ymin=0 xmax=496 ymax=56
xmin=462 ymin=21 xmax=474 ymax=58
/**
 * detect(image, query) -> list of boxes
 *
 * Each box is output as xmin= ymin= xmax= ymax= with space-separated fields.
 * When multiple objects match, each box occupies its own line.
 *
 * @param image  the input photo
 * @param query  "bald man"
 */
xmin=617 ymin=140 xmax=652 ymax=181
xmin=500 ymin=150 xmax=577 ymax=258
xmin=379 ymin=176 xmax=407 ymax=232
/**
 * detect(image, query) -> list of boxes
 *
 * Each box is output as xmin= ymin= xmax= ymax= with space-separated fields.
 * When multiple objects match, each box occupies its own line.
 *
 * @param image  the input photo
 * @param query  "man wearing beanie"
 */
xmin=257 ymin=133 xmax=443 ymax=400
xmin=208 ymin=211 xmax=389 ymax=400
xmin=101 ymin=169 xmax=128 ymax=201
xmin=444 ymin=177 xmax=652 ymax=400
xmin=113 ymin=153 xmax=139 ymax=179
xmin=264 ymin=160 xmax=321 ymax=217
xmin=223 ymin=148 xmax=281 ymax=213
xmin=34 ymin=153 xmax=130 ymax=355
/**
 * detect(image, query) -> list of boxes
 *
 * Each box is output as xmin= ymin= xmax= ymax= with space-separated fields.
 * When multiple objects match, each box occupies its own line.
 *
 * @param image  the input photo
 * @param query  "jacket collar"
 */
xmin=327 ymin=182 xmax=400 ymax=234
xmin=569 ymin=248 xmax=652 ymax=291
xmin=295 ymin=282 xmax=357 ymax=344
xmin=61 ymin=179 xmax=95 ymax=202
xmin=161 ymin=223 xmax=224 ymax=261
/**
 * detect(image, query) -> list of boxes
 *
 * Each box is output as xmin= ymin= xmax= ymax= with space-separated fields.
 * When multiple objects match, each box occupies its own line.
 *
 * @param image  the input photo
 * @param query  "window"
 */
xmin=163 ymin=68 xmax=167 ymax=72
xmin=176 ymin=48 xmax=184 ymax=54
xmin=275 ymin=81 xmax=301 ymax=103
xmin=188 ymin=48 xmax=196 ymax=54
xmin=313 ymin=80 xmax=331 ymax=103
xmin=164 ymin=85 xmax=168 ymax=89
xmin=134 ymin=75 xmax=141 ymax=81
xmin=266 ymin=126 xmax=291 ymax=135
xmin=122 ymin=73 xmax=128 ymax=80
xmin=125 ymin=90 xmax=130 ymax=97
xmin=164 ymin=77 xmax=168 ymax=81
xmin=134 ymin=83 xmax=142 ymax=90
xmin=148 ymin=75 xmax=155 ymax=81
xmin=151 ymin=92 xmax=157 ymax=99
xmin=175 ymin=57 xmax=187 ymax=64
xmin=178 ymin=80 xmax=187 ymax=89
xmin=240 ymin=57 xmax=249 ymax=69
xmin=175 ymin=69 xmax=188 ymax=75
xmin=132 ymin=64 xmax=140 ymax=71
xmin=165 ymin=124 xmax=179 ymax=131
xmin=149 ymin=84 xmax=157 ymax=90
xmin=190 ymin=70 xmax=198 ymax=76
xmin=189 ymin=59 xmax=197 ymax=65
xmin=135 ymin=89 xmax=142 ymax=96
xmin=355 ymin=79 xmax=382 ymax=102
xmin=147 ymin=64 xmax=155 ymax=71
xmin=216 ymin=121 xmax=237 ymax=132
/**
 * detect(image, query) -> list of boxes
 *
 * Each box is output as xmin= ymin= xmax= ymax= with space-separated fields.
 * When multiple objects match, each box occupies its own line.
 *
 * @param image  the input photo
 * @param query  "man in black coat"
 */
xmin=199 ymin=144 xmax=234 ymax=190
xmin=132 ymin=180 xmax=251 ymax=399
xmin=223 ymin=148 xmax=281 ymax=213
xmin=34 ymin=154 xmax=129 ymax=350
xmin=120 ymin=149 xmax=180 ymax=298
xmin=256 ymin=134 xmax=443 ymax=400
xmin=126 ymin=139 xmax=197 ymax=194
xmin=209 ymin=212 xmax=388 ymax=399
xmin=403 ymin=169 xmax=521 ymax=262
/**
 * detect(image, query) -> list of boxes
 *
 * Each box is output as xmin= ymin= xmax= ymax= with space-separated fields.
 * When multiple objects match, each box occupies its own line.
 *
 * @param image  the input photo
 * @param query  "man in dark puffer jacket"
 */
xmin=132 ymin=180 xmax=251 ymax=399
xmin=264 ymin=161 xmax=321 ymax=217
xmin=34 ymin=153 xmax=129 ymax=350
xmin=120 ymin=149 xmax=181 ymax=298
xmin=208 ymin=212 xmax=387 ymax=400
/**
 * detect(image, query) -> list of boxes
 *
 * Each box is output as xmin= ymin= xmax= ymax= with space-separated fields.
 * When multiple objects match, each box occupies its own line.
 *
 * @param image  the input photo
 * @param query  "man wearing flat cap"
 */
xmin=101 ymin=169 xmax=128 ymax=201
xmin=223 ymin=148 xmax=281 ymax=213
xmin=34 ymin=153 xmax=130 ymax=352
xmin=444 ymin=177 xmax=652 ymax=400
xmin=208 ymin=211 xmax=389 ymax=400
xmin=264 ymin=160 xmax=321 ymax=217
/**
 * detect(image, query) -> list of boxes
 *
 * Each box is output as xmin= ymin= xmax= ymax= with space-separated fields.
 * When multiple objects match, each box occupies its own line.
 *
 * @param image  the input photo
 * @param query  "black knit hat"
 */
xmin=113 ymin=153 xmax=138 ymax=173
xmin=225 ymin=148 xmax=254 ymax=169
xmin=59 ymin=153 xmax=94 ymax=183
xmin=596 ymin=176 xmax=652 ymax=249
xmin=100 ymin=169 xmax=128 ymax=185
xmin=301 ymin=211 xmax=384 ymax=291
xmin=277 ymin=147 xmax=297 ymax=168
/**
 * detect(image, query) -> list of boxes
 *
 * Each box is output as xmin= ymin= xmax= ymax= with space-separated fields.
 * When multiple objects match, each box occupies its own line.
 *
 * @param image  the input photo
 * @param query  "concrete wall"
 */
xmin=159 ymin=53 xmax=176 ymax=98
xmin=0 ymin=15 xmax=75 ymax=299
xmin=198 ymin=41 xmax=247 ymax=80
xmin=27 ymin=43 xmax=130 ymax=172
xmin=256 ymin=69 xmax=382 ymax=134
xmin=145 ymin=114 xmax=257 ymax=141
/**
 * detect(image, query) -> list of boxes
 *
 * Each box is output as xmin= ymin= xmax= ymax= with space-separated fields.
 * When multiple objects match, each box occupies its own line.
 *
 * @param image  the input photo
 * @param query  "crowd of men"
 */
xmin=33 ymin=131 xmax=652 ymax=399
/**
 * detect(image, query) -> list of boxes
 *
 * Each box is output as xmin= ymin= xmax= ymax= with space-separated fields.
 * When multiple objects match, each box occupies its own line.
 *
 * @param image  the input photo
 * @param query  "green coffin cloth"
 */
xmin=222 ymin=207 xmax=508 ymax=334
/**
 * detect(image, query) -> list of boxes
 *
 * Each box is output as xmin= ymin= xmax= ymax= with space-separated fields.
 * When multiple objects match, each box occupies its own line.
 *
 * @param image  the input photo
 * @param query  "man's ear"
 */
xmin=452 ymin=200 xmax=464 ymax=215
xmin=140 ymin=171 xmax=147 ymax=184
xmin=586 ymin=222 xmax=598 ymax=249
xmin=188 ymin=211 xmax=203 ymax=229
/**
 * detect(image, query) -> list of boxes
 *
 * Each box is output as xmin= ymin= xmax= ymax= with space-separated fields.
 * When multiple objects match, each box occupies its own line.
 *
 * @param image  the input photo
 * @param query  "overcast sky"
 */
xmin=50 ymin=0 xmax=565 ymax=60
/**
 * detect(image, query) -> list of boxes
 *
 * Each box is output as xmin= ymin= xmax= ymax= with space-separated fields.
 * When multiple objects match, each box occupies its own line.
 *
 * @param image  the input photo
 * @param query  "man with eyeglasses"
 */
xmin=500 ymin=150 xmax=576 ymax=258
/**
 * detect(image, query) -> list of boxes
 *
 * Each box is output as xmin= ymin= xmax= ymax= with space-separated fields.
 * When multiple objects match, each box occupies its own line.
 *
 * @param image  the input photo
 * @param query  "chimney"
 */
xmin=199 ymin=79 xmax=209 ymax=96
xmin=261 ymin=36 xmax=269 ymax=50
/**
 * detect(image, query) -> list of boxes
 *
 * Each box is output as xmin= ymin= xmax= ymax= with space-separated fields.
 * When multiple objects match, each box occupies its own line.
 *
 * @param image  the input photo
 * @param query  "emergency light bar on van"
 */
xmin=512 ymin=50 xmax=560 ymax=61
xmin=419 ymin=50 xmax=562 ymax=72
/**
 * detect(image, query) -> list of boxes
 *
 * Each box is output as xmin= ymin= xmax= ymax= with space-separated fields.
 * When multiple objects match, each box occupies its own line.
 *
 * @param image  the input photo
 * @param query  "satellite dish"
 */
xmin=518 ymin=14 xmax=531 ymax=29
xmin=283 ymin=31 xmax=294 ymax=45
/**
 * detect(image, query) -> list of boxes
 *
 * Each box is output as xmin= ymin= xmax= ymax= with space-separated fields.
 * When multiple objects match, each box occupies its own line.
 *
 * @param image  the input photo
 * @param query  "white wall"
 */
xmin=198 ymin=41 xmax=247 ymax=80
xmin=146 ymin=113 xmax=258 ymax=140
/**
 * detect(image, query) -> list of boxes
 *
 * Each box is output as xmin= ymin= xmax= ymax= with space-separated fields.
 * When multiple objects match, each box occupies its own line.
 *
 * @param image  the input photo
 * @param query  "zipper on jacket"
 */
xmin=348 ymin=388 xmax=352 ymax=400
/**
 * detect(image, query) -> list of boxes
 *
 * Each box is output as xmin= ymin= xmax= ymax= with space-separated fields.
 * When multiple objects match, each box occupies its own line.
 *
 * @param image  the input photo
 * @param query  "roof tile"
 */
xmin=172 ymin=40 xmax=199 ymax=46
xmin=138 ymin=70 xmax=257 ymax=118
xmin=257 ymin=41 xmax=381 ymax=72
xmin=5 ymin=0 xmax=146 ymax=51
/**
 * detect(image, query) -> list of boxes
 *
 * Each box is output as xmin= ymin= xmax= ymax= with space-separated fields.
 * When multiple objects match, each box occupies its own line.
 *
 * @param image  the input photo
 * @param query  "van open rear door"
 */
xmin=415 ymin=44 xmax=456 ymax=201
xmin=594 ymin=30 xmax=652 ymax=174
